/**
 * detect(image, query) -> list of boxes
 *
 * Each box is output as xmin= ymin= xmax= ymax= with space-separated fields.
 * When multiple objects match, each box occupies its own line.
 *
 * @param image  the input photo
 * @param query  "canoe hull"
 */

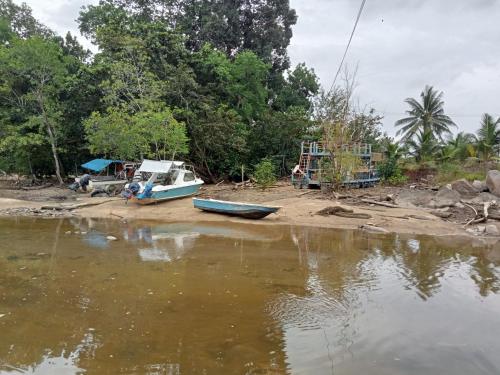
xmin=193 ymin=198 xmax=280 ymax=219
xmin=130 ymin=183 xmax=202 ymax=205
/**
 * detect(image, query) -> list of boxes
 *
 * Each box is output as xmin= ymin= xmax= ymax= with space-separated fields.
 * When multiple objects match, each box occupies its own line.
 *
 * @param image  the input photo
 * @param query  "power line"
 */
xmin=381 ymin=111 xmax=500 ymax=118
xmin=329 ymin=0 xmax=367 ymax=92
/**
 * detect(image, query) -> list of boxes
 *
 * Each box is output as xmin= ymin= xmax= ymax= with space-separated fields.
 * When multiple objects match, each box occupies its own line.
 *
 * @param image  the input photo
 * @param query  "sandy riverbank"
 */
xmin=0 ymin=182 xmax=488 ymax=238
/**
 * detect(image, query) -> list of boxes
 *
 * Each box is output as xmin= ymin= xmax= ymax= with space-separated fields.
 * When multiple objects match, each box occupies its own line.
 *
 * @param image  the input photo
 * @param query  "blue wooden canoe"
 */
xmin=192 ymin=198 xmax=281 ymax=219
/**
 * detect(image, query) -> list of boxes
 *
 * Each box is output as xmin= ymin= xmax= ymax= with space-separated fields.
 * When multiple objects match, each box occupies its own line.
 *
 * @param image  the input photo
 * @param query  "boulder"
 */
xmin=472 ymin=180 xmax=488 ymax=192
xmin=464 ymin=192 xmax=499 ymax=205
xmin=432 ymin=186 xmax=460 ymax=208
xmin=451 ymin=179 xmax=478 ymax=196
xmin=395 ymin=189 xmax=434 ymax=208
xmin=486 ymin=170 xmax=500 ymax=197
xmin=485 ymin=224 xmax=500 ymax=235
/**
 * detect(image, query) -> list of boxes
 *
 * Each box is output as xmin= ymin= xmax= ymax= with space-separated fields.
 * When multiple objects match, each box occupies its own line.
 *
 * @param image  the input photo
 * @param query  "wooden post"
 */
xmin=241 ymin=165 xmax=244 ymax=186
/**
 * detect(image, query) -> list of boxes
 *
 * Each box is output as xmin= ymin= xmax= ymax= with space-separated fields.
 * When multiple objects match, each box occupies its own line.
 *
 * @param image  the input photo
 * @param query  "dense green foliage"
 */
xmin=2 ymin=1 xmax=497 ymax=187
xmin=253 ymin=158 xmax=277 ymax=189
xmin=0 ymin=0 xmax=320 ymax=182
xmin=393 ymin=86 xmax=500 ymax=184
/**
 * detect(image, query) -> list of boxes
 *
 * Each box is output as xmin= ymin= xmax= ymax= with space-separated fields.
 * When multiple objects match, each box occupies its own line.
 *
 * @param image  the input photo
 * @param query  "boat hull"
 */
xmin=192 ymin=198 xmax=280 ymax=219
xmin=130 ymin=183 xmax=202 ymax=205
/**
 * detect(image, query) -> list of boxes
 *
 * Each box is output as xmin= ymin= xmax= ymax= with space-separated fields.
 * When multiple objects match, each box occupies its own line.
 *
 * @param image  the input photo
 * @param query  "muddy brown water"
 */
xmin=1 ymin=218 xmax=500 ymax=375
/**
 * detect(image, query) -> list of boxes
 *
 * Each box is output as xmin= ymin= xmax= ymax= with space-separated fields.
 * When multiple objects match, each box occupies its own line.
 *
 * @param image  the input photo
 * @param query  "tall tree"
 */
xmin=396 ymin=85 xmax=456 ymax=142
xmin=79 ymin=0 xmax=297 ymax=72
xmin=406 ymin=129 xmax=439 ymax=163
xmin=0 ymin=37 xmax=74 ymax=183
xmin=0 ymin=0 xmax=52 ymax=38
xmin=440 ymin=131 xmax=476 ymax=161
xmin=477 ymin=113 xmax=500 ymax=161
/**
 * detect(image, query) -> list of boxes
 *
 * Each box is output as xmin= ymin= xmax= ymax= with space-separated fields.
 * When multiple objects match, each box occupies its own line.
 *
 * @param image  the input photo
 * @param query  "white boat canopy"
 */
xmin=138 ymin=160 xmax=184 ymax=173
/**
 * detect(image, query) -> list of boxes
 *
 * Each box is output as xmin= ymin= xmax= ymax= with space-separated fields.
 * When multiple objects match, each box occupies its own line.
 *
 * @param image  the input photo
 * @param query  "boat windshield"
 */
xmin=160 ymin=170 xmax=180 ymax=185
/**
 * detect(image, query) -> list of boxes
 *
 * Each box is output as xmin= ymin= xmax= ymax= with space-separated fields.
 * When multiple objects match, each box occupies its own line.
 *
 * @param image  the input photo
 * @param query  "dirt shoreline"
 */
xmin=2 ymin=182 xmax=493 ymax=239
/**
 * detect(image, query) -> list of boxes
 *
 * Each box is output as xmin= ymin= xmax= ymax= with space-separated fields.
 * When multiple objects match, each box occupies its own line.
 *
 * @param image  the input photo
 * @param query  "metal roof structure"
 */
xmin=138 ymin=160 xmax=184 ymax=173
xmin=81 ymin=159 xmax=122 ymax=173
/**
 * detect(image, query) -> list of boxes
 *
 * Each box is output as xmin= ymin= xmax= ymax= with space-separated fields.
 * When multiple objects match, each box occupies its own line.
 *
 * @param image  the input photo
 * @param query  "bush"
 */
xmin=253 ymin=158 xmax=277 ymax=189
xmin=377 ymin=158 xmax=398 ymax=180
xmin=436 ymin=162 xmax=486 ymax=183
xmin=387 ymin=174 xmax=408 ymax=185
xmin=377 ymin=157 xmax=408 ymax=185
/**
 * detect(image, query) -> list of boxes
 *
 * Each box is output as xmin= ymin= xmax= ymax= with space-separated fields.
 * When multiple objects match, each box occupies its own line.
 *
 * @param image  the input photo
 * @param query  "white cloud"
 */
xmin=289 ymin=0 xmax=500 ymax=136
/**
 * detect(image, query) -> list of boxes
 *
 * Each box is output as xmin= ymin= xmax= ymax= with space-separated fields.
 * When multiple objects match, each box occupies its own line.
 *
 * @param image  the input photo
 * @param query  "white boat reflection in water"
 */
xmin=138 ymin=232 xmax=200 ymax=262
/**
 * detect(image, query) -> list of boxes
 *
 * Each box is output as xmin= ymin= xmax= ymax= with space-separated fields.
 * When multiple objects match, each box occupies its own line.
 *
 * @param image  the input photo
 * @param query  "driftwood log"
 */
xmin=41 ymin=198 xmax=120 ymax=211
xmin=464 ymin=201 xmax=497 ymax=226
xmin=316 ymin=206 xmax=372 ymax=219
xmin=361 ymin=199 xmax=399 ymax=208
xmin=20 ymin=183 xmax=52 ymax=191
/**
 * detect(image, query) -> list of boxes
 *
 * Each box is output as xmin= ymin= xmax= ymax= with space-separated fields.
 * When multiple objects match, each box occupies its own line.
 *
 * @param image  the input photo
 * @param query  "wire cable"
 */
xmin=329 ymin=0 xmax=367 ymax=92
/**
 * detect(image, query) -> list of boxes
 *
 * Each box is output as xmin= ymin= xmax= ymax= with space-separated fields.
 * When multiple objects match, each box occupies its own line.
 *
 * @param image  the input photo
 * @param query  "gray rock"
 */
xmin=476 ymin=225 xmax=486 ymax=233
xmin=464 ymin=192 xmax=499 ymax=205
xmin=472 ymin=180 xmax=488 ymax=192
xmin=396 ymin=189 xmax=435 ymax=208
xmin=486 ymin=170 xmax=500 ymax=197
xmin=485 ymin=224 xmax=500 ymax=235
xmin=433 ymin=186 xmax=460 ymax=208
xmin=431 ymin=210 xmax=452 ymax=219
xmin=451 ymin=179 xmax=478 ymax=196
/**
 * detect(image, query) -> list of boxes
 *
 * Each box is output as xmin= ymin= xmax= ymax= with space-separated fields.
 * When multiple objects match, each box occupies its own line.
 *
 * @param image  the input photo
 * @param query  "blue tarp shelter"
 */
xmin=81 ymin=159 xmax=122 ymax=173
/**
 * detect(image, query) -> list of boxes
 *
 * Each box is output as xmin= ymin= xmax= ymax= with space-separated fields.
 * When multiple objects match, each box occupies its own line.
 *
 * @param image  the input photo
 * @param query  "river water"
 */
xmin=0 ymin=217 xmax=499 ymax=375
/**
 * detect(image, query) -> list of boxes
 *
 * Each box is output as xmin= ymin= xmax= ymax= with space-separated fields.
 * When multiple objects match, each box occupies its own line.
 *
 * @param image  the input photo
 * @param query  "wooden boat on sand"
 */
xmin=193 ymin=198 xmax=280 ymax=219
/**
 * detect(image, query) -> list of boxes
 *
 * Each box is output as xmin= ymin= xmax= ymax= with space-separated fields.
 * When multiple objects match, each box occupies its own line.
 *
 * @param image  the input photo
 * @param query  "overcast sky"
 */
xmin=18 ymin=0 xmax=500 ymax=137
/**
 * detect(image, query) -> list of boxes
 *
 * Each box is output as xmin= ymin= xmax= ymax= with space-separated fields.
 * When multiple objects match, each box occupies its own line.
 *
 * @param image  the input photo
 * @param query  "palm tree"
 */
xmin=477 ymin=113 xmax=500 ymax=161
xmin=396 ymin=85 xmax=456 ymax=142
xmin=440 ymin=131 xmax=477 ymax=161
xmin=382 ymin=138 xmax=407 ymax=161
xmin=406 ymin=129 xmax=439 ymax=162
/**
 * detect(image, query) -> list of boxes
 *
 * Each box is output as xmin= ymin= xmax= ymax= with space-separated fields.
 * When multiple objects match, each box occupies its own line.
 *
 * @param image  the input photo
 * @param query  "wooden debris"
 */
xmin=361 ymin=199 xmax=399 ymax=208
xmin=406 ymin=214 xmax=432 ymax=220
xmin=41 ymin=198 xmax=119 ymax=211
xmin=464 ymin=201 xmax=497 ymax=226
xmin=316 ymin=206 xmax=371 ymax=219
xmin=431 ymin=210 xmax=452 ymax=219
xmin=20 ymin=183 xmax=52 ymax=190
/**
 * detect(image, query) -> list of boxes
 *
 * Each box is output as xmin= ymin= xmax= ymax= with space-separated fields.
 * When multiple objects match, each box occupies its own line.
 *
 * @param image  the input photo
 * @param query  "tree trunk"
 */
xmin=45 ymin=122 xmax=63 ymax=185
xmin=38 ymin=93 xmax=63 ymax=185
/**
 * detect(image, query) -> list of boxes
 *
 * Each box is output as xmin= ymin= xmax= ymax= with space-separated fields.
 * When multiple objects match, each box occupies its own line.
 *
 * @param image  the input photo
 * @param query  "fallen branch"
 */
xmin=233 ymin=179 xmax=251 ymax=186
xmin=464 ymin=201 xmax=496 ymax=226
xmin=361 ymin=199 xmax=399 ymax=208
xmin=41 ymin=198 xmax=120 ymax=211
xmin=461 ymin=201 xmax=478 ymax=217
xmin=21 ymin=183 xmax=52 ymax=191
xmin=297 ymin=190 xmax=316 ymax=197
xmin=316 ymin=206 xmax=371 ymax=219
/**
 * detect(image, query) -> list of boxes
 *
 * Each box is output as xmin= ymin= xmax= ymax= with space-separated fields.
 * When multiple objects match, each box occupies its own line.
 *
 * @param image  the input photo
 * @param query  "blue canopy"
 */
xmin=81 ymin=159 xmax=122 ymax=173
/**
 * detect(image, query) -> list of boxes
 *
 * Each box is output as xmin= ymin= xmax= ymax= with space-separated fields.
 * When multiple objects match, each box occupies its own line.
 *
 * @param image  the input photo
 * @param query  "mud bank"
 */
xmin=2 ymin=183 xmax=494 ymax=239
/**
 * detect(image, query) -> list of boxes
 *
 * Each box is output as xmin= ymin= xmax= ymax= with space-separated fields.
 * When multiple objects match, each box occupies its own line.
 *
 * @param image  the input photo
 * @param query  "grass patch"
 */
xmin=435 ymin=162 xmax=486 ymax=183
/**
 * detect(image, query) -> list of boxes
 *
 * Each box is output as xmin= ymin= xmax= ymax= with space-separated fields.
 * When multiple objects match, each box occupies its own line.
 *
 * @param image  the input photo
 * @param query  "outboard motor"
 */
xmin=121 ymin=182 xmax=141 ymax=200
xmin=137 ymin=182 xmax=153 ymax=199
xmin=79 ymin=174 xmax=91 ymax=192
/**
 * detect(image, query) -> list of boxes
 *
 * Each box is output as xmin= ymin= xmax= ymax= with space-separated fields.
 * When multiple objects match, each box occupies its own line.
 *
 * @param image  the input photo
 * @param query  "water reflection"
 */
xmin=0 ymin=218 xmax=499 ymax=374
xmin=1 ymin=330 xmax=97 ymax=374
